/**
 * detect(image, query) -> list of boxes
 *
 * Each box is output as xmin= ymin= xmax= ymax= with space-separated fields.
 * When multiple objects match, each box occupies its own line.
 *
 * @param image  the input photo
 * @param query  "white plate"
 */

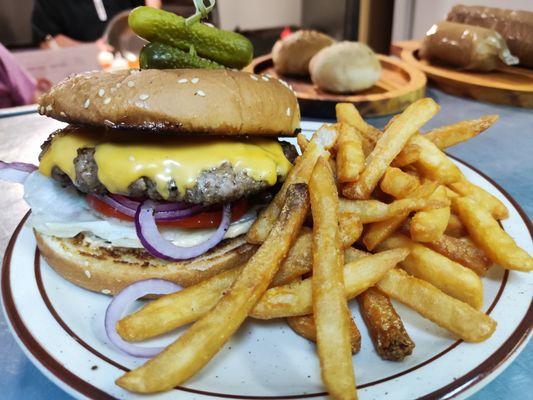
xmin=2 ymin=124 xmax=532 ymax=400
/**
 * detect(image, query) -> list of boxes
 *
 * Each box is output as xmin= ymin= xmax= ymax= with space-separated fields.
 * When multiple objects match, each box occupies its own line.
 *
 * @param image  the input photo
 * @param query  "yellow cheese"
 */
xmin=39 ymin=128 xmax=292 ymax=199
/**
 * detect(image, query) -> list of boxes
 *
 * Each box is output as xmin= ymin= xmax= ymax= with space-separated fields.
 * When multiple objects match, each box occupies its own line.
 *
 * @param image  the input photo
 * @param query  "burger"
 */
xmin=20 ymin=68 xmax=299 ymax=295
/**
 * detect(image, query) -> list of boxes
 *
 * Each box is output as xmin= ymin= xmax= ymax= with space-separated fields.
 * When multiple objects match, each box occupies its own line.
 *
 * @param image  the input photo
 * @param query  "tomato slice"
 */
xmin=86 ymin=195 xmax=248 ymax=229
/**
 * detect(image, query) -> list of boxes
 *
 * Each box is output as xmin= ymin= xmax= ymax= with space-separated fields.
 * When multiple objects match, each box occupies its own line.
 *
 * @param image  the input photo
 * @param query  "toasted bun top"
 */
xmin=38 ymin=69 xmax=300 ymax=136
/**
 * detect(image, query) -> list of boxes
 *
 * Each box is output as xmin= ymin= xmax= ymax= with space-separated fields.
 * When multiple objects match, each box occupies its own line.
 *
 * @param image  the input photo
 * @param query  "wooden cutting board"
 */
xmin=245 ymin=54 xmax=426 ymax=119
xmin=391 ymin=40 xmax=533 ymax=108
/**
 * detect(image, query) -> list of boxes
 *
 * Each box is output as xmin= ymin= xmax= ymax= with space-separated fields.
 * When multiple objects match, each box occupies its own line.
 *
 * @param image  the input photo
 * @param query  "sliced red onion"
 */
xmin=110 ymin=193 xmax=190 ymax=211
xmin=136 ymin=200 xmax=231 ymax=260
xmin=0 ymin=160 xmax=38 ymax=184
xmin=104 ymin=279 xmax=182 ymax=358
xmin=99 ymin=194 xmax=204 ymax=220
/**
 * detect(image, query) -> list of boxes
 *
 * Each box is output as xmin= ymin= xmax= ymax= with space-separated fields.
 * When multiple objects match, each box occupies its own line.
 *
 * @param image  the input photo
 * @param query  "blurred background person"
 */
xmin=32 ymin=0 xmax=161 ymax=49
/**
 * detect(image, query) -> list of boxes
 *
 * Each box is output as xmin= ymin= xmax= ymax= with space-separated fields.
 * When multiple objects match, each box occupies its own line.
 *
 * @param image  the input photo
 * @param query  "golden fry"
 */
xmin=310 ymin=157 xmax=356 ymax=399
xmin=454 ymin=197 xmax=532 ymax=271
xmin=246 ymin=125 xmax=336 ymax=244
xmin=297 ymin=133 xmax=309 ymax=153
xmin=391 ymin=143 xmax=421 ymax=167
xmin=425 ymin=115 xmax=498 ymax=149
xmin=251 ymin=248 xmax=409 ymax=319
xmin=410 ymin=186 xmax=451 ymax=242
xmin=427 ymin=234 xmax=492 ymax=276
xmin=445 ymin=214 xmax=467 ymax=237
xmin=336 ymin=123 xmax=365 ymax=183
xmin=339 ymin=212 xmax=363 ymax=248
xmin=271 ymin=227 xmax=313 ymax=286
xmin=116 ymin=184 xmax=309 ymax=393
xmin=358 ymin=287 xmax=415 ymax=361
xmin=287 ymin=314 xmax=362 ymax=354
xmin=377 ymin=234 xmax=483 ymax=309
xmin=449 ymin=176 xmax=508 ymax=220
xmin=410 ymin=134 xmax=462 ymax=184
xmin=380 ymin=167 xmax=420 ymax=198
xmin=377 ymin=269 xmax=496 ymax=342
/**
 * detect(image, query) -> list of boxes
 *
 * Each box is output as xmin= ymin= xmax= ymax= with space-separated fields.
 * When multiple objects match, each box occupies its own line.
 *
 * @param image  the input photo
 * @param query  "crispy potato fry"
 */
xmin=454 ymin=197 xmax=532 ymax=271
xmin=118 ymin=238 xmax=364 ymax=343
xmin=380 ymin=167 xmax=420 ymax=198
xmin=335 ymin=103 xmax=380 ymax=154
xmin=336 ymin=123 xmax=365 ymax=183
xmin=339 ymin=197 xmax=445 ymax=224
xmin=427 ymin=234 xmax=492 ymax=276
xmin=297 ymin=133 xmax=309 ymax=153
xmin=377 ymin=234 xmax=483 ymax=309
xmin=449 ymin=177 xmax=508 ymax=220
xmin=445 ymin=214 xmax=467 ymax=237
xmin=377 ymin=269 xmax=496 ymax=342
xmin=425 ymin=115 xmax=498 ymax=149
xmin=410 ymin=186 xmax=451 ymax=242
xmin=391 ymin=143 xmax=421 ymax=167
xmin=362 ymin=181 xmax=439 ymax=250
xmin=116 ymin=184 xmax=309 ymax=393
xmin=357 ymin=287 xmax=415 ymax=361
xmin=251 ymin=248 xmax=409 ymax=319
xmin=343 ymin=98 xmax=440 ymax=199
xmin=246 ymin=125 xmax=336 ymax=244
xmin=339 ymin=212 xmax=363 ymax=248
xmin=310 ymin=157 xmax=356 ymax=399
xmin=410 ymin=134 xmax=462 ymax=184
xmin=287 ymin=314 xmax=362 ymax=354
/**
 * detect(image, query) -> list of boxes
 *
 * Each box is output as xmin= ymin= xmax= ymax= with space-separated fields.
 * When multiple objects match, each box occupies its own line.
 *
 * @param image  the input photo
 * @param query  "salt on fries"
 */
xmin=114 ymin=99 xmax=530 ymax=399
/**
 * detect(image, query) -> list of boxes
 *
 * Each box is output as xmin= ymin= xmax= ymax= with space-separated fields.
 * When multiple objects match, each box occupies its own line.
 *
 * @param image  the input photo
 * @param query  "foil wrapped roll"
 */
xmin=447 ymin=4 xmax=533 ymax=69
xmin=420 ymin=21 xmax=518 ymax=71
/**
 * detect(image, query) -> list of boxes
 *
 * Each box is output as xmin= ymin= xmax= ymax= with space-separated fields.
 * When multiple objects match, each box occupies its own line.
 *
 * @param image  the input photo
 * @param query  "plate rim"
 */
xmin=2 ymin=155 xmax=532 ymax=400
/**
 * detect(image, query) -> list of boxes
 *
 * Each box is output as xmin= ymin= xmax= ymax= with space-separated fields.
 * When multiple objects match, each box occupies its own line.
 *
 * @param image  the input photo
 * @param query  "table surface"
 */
xmin=0 ymin=88 xmax=531 ymax=400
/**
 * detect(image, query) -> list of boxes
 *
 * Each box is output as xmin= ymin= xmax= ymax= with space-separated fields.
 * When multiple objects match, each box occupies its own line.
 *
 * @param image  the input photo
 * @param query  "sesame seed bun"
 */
xmin=38 ymin=69 xmax=300 ymax=136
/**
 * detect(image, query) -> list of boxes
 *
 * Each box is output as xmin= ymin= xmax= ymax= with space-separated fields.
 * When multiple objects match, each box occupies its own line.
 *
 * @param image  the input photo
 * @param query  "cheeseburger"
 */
xmin=22 ymin=68 xmax=299 ymax=294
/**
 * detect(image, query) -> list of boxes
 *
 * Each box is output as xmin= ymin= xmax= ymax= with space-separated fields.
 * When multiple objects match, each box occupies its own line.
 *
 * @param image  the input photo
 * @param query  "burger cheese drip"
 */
xmin=39 ymin=130 xmax=292 ymax=200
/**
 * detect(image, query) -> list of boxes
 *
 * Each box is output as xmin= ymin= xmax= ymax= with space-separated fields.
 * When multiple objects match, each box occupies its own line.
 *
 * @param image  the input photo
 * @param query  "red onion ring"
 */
xmin=110 ymin=194 xmax=190 ymax=211
xmin=135 ymin=200 xmax=231 ymax=260
xmin=0 ymin=160 xmax=38 ymax=184
xmin=104 ymin=279 xmax=182 ymax=358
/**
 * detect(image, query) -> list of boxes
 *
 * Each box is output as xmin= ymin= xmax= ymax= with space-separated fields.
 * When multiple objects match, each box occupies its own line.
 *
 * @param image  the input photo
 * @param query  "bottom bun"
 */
xmin=35 ymin=231 xmax=257 ymax=295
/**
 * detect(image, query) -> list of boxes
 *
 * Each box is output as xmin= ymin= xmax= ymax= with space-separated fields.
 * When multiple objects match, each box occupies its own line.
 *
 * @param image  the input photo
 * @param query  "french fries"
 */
xmin=335 ymin=103 xmax=380 ymax=155
xmin=410 ymin=134 xmax=462 ymax=184
xmin=445 ymin=214 xmax=467 ymax=237
xmin=454 ymin=197 xmax=533 ymax=271
xmin=339 ymin=197 xmax=445 ymax=224
xmin=343 ymin=98 xmax=440 ymax=199
xmin=310 ymin=157 xmax=356 ymax=399
xmin=246 ymin=125 xmax=336 ymax=244
xmin=427 ymin=234 xmax=492 ymax=276
xmin=358 ymin=288 xmax=415 ymax=361
xmin=251 ymin=249 xmax=409 ymax=319
xmin=377 ymin=234 xmax=483 ymax=309
xmin=390 ymin=143 xmax=421 ymax=167
xmin=425 ymin=115 xmax=498 ymax=149
xmin=449 ymin=176 xmax=508 ymax=220
xmin=339 ymin=212 xmax=363 ymax=248
xmin=297 ymin=133 xmax=309 ymax=153
xmin=336 ymin=123 xmax=365 ymax=183
xmin=377 ymin=269 xmax=496 ymax=342
xmin=287 ymin=314 xmax=362 ymax=354
xmin=116 ymin=184 xmax=309 ymax=393
xmin=410 ymin=185 xmax=451 ymax=242
xmin=380 ymin=167 xmax=419 ymax=198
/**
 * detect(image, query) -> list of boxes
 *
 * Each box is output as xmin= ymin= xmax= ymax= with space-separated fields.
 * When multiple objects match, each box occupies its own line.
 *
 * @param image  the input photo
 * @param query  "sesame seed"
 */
xmin=127 ymin=80 xmax=135 ymax=87
xmin=250 ymin=74 xmax=259 ymax=81
xmin=178 ymin=78 xmax=188 ymax=84
xmin=287 ymin=107 xmax=291 ymax=116
xmin=116 ymin=83 xmax=121 ymax=88
xmin=139 ymin=94 xmax=149 ymax=100
xmin=191 ymin=77 xmax=199 ymax=84
xmin=110 ymin=87 xmax=116 ymax=93
xmin=60 ymin=111 xmax=66 ymax=117
xmin=84 ymin=270 xmax=91 ymax=278
xmin=103 ymin=97 xmax=111 ymax=105
xmin=45 ymin=104 xmax=53 ymax=112
xmin=195 ymin=90 xmax=206 ymax=97
xmin=98 ymin=88 xmax=105 ymax=97
xmin=38 ymin=106 xmax=44 ymax=114
xmin=134 ymin=100 xmax=145 ymax=108
xmin=101 ymin=289 xmax=111 ymax=295
xmin=84 ymin=99 xmax=90 ymax=108
xmin=129 ymin=155 xmax=135 ymax=161
xmin=262 ymin=75 xmax=269 ymax=81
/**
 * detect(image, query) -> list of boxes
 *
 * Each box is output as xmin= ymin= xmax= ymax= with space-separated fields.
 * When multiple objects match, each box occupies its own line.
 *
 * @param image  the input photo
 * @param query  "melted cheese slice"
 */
xmin=39 ymin=128 xmax=292 ymax=199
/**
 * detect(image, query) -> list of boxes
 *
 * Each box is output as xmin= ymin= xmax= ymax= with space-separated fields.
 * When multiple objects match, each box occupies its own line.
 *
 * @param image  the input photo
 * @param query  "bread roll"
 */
xmin=272 ymin=30 xmax=334 ymax=76
xmin=309 ymin=42 xmax=381 ymax=94
xmin=38 ymin=69 xmax=300 ymax=137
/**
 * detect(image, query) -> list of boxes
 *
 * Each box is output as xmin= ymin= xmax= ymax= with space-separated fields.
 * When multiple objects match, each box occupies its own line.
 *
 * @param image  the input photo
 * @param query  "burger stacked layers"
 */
xmin=30 ymin=68 xmax=300 ymax=294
